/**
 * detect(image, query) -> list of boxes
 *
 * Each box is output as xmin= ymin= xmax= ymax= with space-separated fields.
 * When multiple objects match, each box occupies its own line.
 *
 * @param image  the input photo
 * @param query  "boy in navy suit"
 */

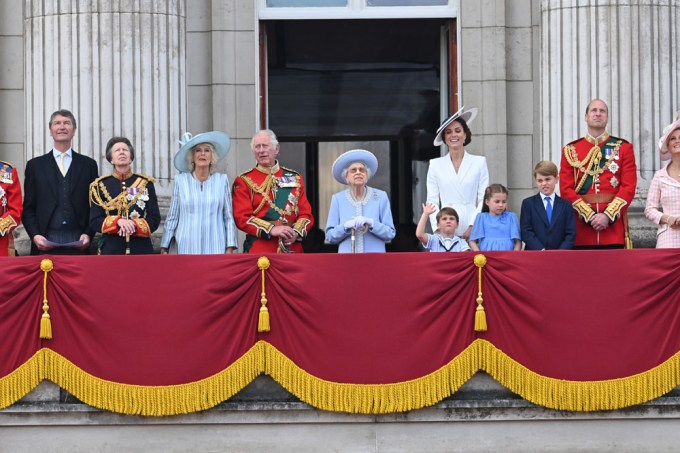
xmin=520 ymin=161 xmax=576 ymax=250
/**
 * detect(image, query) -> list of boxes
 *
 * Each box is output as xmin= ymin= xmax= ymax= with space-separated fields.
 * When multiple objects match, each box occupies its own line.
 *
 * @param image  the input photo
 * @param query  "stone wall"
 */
xmin=3 ymin=375 xmax=680 ymax=452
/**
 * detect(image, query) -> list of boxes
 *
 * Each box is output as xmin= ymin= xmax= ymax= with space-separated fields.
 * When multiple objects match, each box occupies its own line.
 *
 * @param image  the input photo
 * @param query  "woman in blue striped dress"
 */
xmin=160 ymin=131 xmax=238 ymax=254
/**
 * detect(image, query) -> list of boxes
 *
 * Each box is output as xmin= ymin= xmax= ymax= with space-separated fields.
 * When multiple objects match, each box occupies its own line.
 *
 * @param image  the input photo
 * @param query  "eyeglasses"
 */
xmin=348 ymin=167 xmax=367 ymax=174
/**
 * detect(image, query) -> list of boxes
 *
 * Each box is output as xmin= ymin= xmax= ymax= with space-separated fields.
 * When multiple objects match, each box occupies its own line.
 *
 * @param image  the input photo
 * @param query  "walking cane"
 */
xmin=350 ymin=228 xmax=356 ymax=253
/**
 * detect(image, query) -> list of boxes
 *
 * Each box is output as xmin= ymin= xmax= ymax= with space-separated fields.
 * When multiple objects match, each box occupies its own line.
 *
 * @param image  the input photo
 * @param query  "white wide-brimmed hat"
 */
xmin=659 ymin=112 xmax=680 ymax=161
xmin=174 ymin=131 xmax=231 ymax=173
xmin=331 ymin=149 xmax=378 ymax=185
xmin=433 ymin=106 xmax=479 ymax=146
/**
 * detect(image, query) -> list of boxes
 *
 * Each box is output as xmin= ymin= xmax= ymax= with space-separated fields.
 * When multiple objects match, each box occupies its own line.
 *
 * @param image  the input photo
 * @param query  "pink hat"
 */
xmin=659 ymin=112 xmax=680 ymax=161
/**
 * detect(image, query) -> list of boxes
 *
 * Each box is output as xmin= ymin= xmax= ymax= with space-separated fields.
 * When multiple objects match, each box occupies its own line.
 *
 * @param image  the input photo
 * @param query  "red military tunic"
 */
xmin=0 ymin=161 xmax=23 ymax=256
xmin=232 ymin=161 xmax=313 ymax=253
xmin=559 ymin=133 xmax=637 ymax=247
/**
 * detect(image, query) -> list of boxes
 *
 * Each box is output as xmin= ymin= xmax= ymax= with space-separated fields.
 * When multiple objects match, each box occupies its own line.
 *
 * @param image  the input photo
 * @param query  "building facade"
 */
xmin=1 ymin=0 xmax=679 ymax=251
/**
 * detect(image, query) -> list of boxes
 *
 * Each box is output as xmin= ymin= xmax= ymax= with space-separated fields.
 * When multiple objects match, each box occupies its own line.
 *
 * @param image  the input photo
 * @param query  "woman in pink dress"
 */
xmin=645 ymin=113 xmax=680 ymax=248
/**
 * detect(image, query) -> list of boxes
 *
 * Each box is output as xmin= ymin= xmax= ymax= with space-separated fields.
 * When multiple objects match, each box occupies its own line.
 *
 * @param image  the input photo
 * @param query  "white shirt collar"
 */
xmin=52 ymin=148 xmax=73 ymax=159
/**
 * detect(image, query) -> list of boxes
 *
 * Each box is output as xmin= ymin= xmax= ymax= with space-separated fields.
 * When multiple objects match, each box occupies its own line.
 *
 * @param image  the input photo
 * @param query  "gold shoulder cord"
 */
xmin=90 ymin=178 xmax=115 ymax=210
xmin=563 ymin=145 xmax=602 ymax=193
xmin=89 ymin=177 xmax=148 ymax=214
xmin=241 ymin=174 xmax=276 ymax=215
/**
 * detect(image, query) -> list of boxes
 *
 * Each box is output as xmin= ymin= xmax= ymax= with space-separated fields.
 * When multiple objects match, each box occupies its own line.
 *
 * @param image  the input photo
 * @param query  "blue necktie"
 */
xmin=545 ymin=197 xmax=553 ymax=223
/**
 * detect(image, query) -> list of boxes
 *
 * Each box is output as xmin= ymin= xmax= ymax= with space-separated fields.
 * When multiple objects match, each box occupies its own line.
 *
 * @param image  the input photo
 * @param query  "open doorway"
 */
xmin=261 ymin=18 xmax=457 ymax=251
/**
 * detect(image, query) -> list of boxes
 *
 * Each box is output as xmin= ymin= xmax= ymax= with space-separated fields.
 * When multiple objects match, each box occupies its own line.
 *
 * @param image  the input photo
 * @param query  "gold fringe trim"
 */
xmin=42 ymin=344 xmax=265 ymax=416
xmin=0 ymin=350 xmax=44 ymax=410
xmin=477 ymin=339 xmax=680 ymax=411
xmin=262 ymin=341 xmax=480 ymax=414
xmin=4 ymin=341 xmax=680 ymax=414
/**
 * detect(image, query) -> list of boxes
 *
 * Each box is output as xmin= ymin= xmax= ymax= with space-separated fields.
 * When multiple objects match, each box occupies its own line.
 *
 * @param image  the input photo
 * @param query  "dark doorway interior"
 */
xmin=265 ymin=19 xmax=452 ymax=251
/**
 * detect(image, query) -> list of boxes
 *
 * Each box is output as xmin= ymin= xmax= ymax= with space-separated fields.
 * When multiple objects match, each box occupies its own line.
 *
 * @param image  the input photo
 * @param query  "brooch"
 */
xmin=609 ymin=162 xmax=619 ymax=174
xmin=610 ymin=176 xmax=619 ymax=188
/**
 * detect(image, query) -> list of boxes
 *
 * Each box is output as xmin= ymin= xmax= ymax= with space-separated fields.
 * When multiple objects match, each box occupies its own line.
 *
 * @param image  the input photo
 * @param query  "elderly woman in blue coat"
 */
xmin=325 ymin=149 xmax=396 ymax=253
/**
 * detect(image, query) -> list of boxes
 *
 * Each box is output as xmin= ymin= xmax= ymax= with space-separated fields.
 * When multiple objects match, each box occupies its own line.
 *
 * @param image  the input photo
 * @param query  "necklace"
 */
xmin=350 ymin=186 xmax=367 ymax=202
xmin=192 ymin=171 xmax=210 ymax=191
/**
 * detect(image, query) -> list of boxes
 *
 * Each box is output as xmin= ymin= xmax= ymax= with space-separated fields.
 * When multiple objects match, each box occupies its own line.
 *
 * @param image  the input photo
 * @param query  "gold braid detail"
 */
xmin=241 ymin=174 xmax=298 ymax=218
xmin=89 ymin=177 xmax=148 ymax=215
xmin=241 ymin=174 xmax=277 ymax=216
xmin=564 ymin=141 xmax=622 ymax=194
xmin=564 ymin=145 xmax=602 ymax=193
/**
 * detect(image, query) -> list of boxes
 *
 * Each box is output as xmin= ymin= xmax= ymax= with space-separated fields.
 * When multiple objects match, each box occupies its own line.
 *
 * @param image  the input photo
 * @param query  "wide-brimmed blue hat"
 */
xmin=174 ymin=131 xmax=231 ymax=173
xmin=331 ymin=149 xmax=378 ymax=184
xmin=433 ymin=106 xmax=478 ymax=146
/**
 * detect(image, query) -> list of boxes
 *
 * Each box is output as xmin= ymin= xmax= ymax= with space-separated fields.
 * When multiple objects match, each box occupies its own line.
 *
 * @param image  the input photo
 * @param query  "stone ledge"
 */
xmin=4 ymin=373 xmax=680 ymax=426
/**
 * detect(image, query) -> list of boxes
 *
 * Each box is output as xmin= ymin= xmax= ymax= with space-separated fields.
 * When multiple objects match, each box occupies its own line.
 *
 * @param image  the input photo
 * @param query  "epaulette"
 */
xmin=607 ymin=135 xmax=629 ymax=144
xmin=91 ymin=174 xmax=111 ymax=185
xmin=135 ymin=173 xmax=155 ymax=183
xmin=281 ymin=166 xmax=301 ymax=176
xmin=238 ymin=167 xmax=257 ymax=178
xmin=565 ymin=138 xmax=584 ymax=147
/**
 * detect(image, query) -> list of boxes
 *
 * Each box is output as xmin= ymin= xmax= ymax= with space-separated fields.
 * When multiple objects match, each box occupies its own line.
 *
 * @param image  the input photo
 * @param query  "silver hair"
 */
xmin=250 ymin=129 xmax=279 ymax=149
xmin=341 ymin=162 xmax=371 ymax=182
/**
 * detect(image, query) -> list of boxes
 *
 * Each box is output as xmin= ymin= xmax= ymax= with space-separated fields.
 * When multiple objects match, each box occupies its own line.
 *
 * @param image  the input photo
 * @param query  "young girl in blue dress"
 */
xmin=469 ymin=184 xmax=521 ymax=251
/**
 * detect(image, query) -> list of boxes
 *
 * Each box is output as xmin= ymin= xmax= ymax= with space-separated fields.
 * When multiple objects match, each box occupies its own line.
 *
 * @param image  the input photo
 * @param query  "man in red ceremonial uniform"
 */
xmin=559 ymin=99 xmax=637 ymax=248
xmin=0 ymin=161 xmax=22 ymax=256
xmin=232 ymin=129 xmax=314 ymax=253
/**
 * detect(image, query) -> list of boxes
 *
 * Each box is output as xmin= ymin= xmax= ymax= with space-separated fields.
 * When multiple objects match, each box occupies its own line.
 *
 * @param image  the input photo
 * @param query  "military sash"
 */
xmin=564 ymin=137 xmax=624 ymax=195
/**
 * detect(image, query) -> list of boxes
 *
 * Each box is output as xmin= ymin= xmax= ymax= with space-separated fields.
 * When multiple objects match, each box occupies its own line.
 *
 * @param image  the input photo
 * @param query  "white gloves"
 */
xmin=343 ymin=216 xmax=374 ymax=231
xmin=354 ymin=216 xmax=374 ymax=229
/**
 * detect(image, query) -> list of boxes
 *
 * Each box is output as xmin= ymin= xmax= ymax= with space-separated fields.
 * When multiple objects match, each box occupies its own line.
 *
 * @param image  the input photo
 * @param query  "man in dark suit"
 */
xmin=23 ymin=109 xmax=99 ymax=255
xmin=520 ymin=161 xmax=576 ymax=250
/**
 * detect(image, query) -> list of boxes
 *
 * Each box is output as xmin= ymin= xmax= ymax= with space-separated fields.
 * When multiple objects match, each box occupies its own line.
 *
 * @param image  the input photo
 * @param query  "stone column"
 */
xmin=541 ymin=0 xmax=680 ymax=244
xmin=541 ymin=0 xmax=680 ymax=180
xmin=24 ymin=0 xmax=186 ymax=192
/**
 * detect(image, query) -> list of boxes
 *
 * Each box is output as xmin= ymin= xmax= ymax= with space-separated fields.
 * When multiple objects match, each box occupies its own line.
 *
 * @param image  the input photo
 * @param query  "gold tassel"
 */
xmin=39 ymin=259 xmax=54 ymax=340
xmin=40 ymin=314 xmax=52 ymax=339
xmin=624 ymin=212 xmax=634 ymax=249
xmin=625 ymin=231 xmax=634 ymax=249
xmin=475 ymin=305 xmax=487 ymax=332
xmin=257 ymin=256 xmax=271 ymax=332
xmin=258 ymin=305 xmax=270 ymax=332
xmin=473 ymin=254 xmax=487 ymax=332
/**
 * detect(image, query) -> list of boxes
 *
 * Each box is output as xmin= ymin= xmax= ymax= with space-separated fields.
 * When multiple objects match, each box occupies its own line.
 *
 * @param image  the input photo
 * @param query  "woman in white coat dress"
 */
xmin=426 ymin=107 xmax=489 ymax=239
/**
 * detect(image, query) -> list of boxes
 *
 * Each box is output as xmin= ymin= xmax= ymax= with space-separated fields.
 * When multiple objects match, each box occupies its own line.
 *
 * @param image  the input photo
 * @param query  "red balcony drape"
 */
xmin=1 ymin=250 xmax=679 ymax=415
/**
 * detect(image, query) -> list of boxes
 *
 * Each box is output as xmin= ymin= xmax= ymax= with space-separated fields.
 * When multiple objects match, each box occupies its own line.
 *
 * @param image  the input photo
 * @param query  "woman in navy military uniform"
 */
xmin=89 ymin=137 xmax=160 ymax=255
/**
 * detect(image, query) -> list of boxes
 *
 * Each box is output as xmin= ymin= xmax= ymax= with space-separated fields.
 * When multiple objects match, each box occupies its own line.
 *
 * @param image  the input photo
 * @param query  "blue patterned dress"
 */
xmin=161 ymin=172 xmax=238 ymax=254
